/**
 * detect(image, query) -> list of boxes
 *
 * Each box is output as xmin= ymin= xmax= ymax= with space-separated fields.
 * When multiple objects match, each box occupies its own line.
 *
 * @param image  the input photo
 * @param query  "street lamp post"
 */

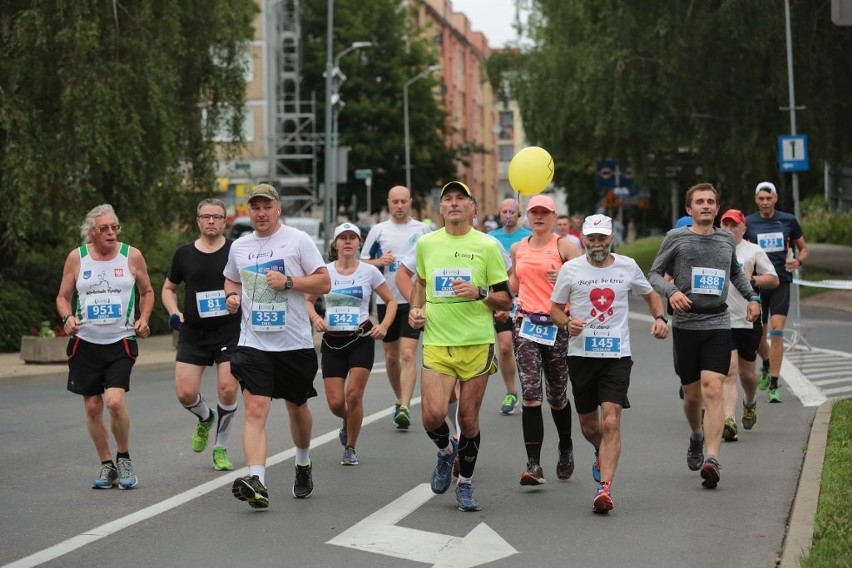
xmin=323 ymin=0 xmax=335 ymax=250
xmin=329 ymin=41 xmax=372 ymax=227
xmin=403 ymin=64 xmax=442 ymax=191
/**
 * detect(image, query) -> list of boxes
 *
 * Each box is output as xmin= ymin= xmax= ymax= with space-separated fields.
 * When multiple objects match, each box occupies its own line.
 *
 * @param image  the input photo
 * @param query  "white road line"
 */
xmin=3 ymin=396 xmax=421 ymax=568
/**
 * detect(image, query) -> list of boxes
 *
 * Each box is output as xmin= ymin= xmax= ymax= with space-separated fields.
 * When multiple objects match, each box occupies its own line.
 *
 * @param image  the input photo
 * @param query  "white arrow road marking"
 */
xmin=327 ymin=483 xmax=517 ymax=568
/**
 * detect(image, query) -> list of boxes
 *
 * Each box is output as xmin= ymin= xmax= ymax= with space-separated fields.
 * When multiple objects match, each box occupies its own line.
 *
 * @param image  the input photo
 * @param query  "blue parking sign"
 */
xmin=778 ymin=135 xmax=809 ymax=172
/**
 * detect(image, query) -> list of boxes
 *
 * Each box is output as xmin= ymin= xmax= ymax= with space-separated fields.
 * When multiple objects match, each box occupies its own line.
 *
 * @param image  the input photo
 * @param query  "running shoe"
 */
xmin=293 ymin=463 xmax=314 ymax=499
xmin=520 ymin=460 xmax=546 ymax=485
xmin=191 ymin=409 xmax=217 ymax=453
xmin=392 ymin=402 xmax=401 ymax=425
xmin=592 ymin=450 xmax=601 ymax=482
xmin=232 ymin=475 xmax=269 ymax=508
xmin=742 ymin=402 xmax=758 ymax=430
xmin=758 ymin=368 xmax=769 ymax=391
xmin=341 ymin=446 xmax=359 ymax=466
xmin=394 ymin=405 xmax=411 ymax=430
xmin=430 ymin=439 xmax=458 ymax=495
xmin=700 ymin=457 xmax=721 ymax=489
xmin=338 ymin=420 xmax=347 ymax=447
xmin=556 ymin=447 xmax=575 ymax=480
xmin=116 ymin=457 xmax=138 ymax=489
xmin=500 ymin=392 xmax=518 ymax=415
xmin=92 ymin=463 xmax=118 ymax=489
xmin=592 ymin=482 xmax=613 ymax=514
xmin=455 ymin=482 xmax=481 ymax=512
xmin=768 ymin=387 xmax=782 ymax=403
xmin=722 ymin=417 xmax=739 ymax=442
xmin=213 ymin=447 xmax=233 ymax=471
xmin=687 ymin=437 xmax=704 ymax=471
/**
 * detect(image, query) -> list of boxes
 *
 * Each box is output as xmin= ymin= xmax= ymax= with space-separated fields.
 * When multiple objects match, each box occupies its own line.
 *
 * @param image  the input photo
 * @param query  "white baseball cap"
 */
xmin=582 ymin=214 xmax=613 ymax=236
xmin=755 ymin=181 xmax=777 ymax=195
xmin=333 ymin=222 xmax=361 ymax=240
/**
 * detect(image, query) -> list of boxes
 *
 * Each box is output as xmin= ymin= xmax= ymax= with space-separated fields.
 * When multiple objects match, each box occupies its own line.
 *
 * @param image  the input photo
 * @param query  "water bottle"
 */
xmin=786 ymin=248 xmax=796 ymax=272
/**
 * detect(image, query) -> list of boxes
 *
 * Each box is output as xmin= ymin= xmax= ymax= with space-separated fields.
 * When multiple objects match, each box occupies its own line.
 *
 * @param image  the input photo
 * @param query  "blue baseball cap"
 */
xmin=675 ymin=215 xmax=692 ymax=229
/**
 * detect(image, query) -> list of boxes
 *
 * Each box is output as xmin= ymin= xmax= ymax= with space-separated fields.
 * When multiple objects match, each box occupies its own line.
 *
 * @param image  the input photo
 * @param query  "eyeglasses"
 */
xmin=197 ymin=214 xmax=225 ymax=221
xmin=95 ymin=224 xmax=121 ymax=234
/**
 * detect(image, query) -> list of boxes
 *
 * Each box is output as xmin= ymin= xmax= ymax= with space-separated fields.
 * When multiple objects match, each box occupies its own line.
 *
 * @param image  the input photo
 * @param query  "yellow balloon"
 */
xmin=508 ymin=146 xmax=554 ymax=196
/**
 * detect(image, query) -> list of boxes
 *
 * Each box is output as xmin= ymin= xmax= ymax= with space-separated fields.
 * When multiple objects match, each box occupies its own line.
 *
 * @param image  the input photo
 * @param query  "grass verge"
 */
xmin=799 ymin=399 xmax=852 ymax=567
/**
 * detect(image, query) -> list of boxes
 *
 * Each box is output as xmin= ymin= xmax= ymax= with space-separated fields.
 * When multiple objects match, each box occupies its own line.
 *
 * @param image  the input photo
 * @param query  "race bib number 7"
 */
xmin=433 ymin=268 xmax=472 ymax=297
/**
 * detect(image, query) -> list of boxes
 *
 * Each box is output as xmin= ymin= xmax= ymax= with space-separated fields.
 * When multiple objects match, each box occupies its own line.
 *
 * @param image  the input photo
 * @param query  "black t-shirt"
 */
xmin=166 ymin=240 xmax=241 ymax=344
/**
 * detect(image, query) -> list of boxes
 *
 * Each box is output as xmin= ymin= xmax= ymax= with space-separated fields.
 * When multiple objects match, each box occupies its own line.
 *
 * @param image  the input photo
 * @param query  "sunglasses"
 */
xmin=95 ymin=224 xmax=121 ymax=234
xmin=198 ymin=214 xmax=225 ymax=221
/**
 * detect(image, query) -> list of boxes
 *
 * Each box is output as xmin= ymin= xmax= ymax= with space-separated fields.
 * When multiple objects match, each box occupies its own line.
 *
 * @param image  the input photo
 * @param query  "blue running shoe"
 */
xmin=430 ymin=439 xmax=458 ymax=494
xmin=92 ymin=463 xmax=118 ymax=489
xmin=592 ymin=451 xmax=601 ymax=483
xmin=455 ymin=482 xmax=481 ymax=512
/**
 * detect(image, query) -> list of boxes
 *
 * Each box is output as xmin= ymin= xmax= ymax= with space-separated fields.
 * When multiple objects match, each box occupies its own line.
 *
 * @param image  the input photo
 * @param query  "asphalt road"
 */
xmin=2 ymin=311 xmax=831 ymax=568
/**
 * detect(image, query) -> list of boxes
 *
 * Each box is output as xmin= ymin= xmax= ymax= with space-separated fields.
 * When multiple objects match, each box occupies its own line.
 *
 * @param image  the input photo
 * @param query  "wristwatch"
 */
xmin=477 ymin=287 xmax=488 ymax=300
xmin=655 ymin=315 xmax=669 ymax=324
xmin=284 ymin=275 xmax=294 ymax=290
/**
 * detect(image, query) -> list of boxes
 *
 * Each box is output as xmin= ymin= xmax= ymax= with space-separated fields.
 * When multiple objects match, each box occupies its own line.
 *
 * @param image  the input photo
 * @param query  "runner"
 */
xmin=648 ymin=183 xmax=760 ymax=489
xmin=361 ymin=186 xmax=430 ymax=429
xmin=489 ymin=198 xmax=531 ymax=414
xmin=409 ymin=181 xmax=512 ymax=511
xmin=509 ymin=195 xmax=581 ymax=486
xmin=550 ymin=214 xmax=668 ymax=512
xmin=307 ymin=223 xmax=397 ymax=465
xmin=719 ymin=209 xmax=778 ymax=440
xmin=56 ymin=204 xmax=154 ymax=489
xmin=745 ymin=181 xmax=809 ymax=403
xmin=224 ymin=184 xmax=330 ymax=509
xmin=161 ymin=198 xmax=241 ymax=471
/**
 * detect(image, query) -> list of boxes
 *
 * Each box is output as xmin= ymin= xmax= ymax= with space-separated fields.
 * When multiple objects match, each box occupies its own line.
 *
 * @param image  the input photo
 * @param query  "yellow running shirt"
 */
xmin=416 ymin=228 xmax=509 ymax=346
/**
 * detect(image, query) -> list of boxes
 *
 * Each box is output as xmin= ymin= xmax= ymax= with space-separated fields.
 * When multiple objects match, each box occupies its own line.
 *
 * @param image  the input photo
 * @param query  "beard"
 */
xmin=587 ymin=244 xmax=611 ymax=263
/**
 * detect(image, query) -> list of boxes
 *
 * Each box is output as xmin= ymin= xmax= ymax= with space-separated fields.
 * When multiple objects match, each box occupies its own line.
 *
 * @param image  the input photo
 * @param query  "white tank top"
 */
xmin=74 ymin=243 xmax=137 ymax=344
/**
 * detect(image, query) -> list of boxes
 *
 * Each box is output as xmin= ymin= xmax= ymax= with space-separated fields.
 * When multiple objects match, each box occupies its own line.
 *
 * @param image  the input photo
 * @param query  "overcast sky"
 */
xmin=451 ymin=0 xmax=527 ymax=48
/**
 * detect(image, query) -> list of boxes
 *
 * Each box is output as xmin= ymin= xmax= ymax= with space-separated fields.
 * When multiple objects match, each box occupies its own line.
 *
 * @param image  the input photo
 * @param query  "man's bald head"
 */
xmin=388 ymin=185 xmax=412 ymax=223
xmin=499 ymin=198 xmax=520 ymax=228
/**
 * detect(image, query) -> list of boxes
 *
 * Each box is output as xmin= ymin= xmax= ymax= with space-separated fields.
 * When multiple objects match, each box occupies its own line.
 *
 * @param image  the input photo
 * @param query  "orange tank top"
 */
xmin=514 ymin=234 xmax=564 ymax=314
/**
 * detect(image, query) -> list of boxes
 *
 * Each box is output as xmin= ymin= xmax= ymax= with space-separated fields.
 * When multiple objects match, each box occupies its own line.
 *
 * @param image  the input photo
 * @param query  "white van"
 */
xmin=229 ymin=216 xmax=325 ymax=254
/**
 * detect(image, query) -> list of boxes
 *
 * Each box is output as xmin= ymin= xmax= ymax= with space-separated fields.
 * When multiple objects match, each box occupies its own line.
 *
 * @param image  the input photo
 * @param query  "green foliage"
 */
xmin=614 ymin=236 xmax=665 ymax=274
xmin=0 ymin=275 xmax=35 ymax=351
xmin=799 ymin=399 xmax=852 ymax=567
xmin=0 ymin=1 xmax=256 ymax=350
xmin=513 ymin=0 xmax=852 ymax=219
xmin=300 ymin=0 xmax=456 ymax=205
xmin=801 ymin=196 xmax=852 ymax=246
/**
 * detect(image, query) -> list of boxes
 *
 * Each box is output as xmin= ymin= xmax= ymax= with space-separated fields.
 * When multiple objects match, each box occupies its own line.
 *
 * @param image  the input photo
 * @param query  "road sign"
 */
xmin=355 ymin=168 xmax=373 ymax=180
xmin=595 ymin=160 xmax=617 ymax=189
xmin=778 ymin=135 xmax=809 ymax=172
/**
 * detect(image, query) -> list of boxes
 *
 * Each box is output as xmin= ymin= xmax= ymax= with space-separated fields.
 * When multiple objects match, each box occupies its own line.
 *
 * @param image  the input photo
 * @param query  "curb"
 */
xmin=779 ymin=398 xmax=834 ymax=568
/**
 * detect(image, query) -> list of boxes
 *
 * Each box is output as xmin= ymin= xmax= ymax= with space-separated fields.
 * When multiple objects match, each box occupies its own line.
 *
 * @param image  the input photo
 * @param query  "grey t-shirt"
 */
xmin=647 ymin=227 xmax=756 ymax=330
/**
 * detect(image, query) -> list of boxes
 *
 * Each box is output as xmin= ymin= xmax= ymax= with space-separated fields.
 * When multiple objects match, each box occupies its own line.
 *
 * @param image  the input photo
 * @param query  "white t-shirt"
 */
xmin=729 ymin=239 xmax=777 ymax=329
xmin=224 ymin=225 xmax=326 ymax=351
xmin=551 ymin=254 xmax=652 ymax=358
xmin=361 ymin=219 xmax=430 ymax=304
xmin=324 ymin=261 xmax=385 ymax=331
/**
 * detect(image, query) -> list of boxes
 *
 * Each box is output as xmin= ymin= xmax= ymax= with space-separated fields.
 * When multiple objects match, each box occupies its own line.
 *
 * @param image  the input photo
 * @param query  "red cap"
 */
xmin=720 ymin=209 xmax=745 ymax=224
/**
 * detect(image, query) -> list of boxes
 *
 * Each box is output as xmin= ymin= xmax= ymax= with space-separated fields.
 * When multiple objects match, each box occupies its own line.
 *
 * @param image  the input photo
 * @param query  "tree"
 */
xmin=508 ymin=0 xmax=852 ymax=223
xmin=300 ymin=0 xmax=456 ymax=212
xmin=0 ymin=0 xmax=257 ymax=349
